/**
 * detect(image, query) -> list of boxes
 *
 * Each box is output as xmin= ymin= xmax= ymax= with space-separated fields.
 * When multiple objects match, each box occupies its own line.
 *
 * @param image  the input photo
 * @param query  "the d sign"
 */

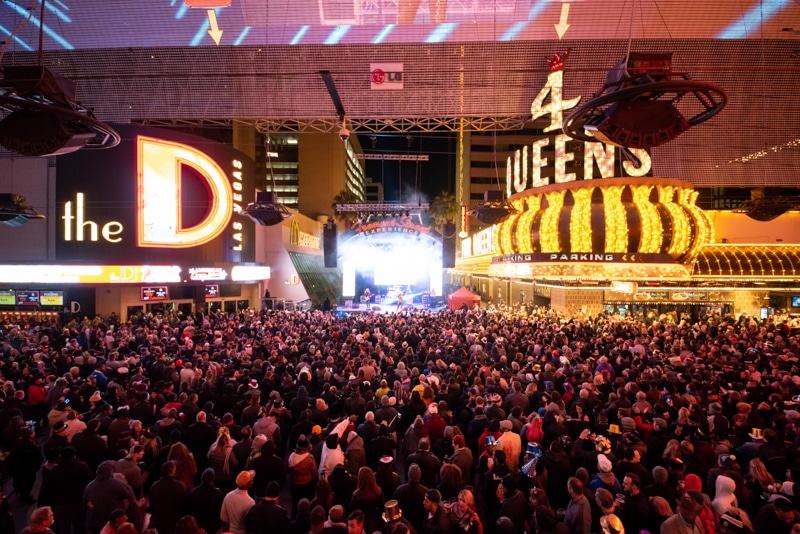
xmin=137 ymin=136 xmax=233 ymax=248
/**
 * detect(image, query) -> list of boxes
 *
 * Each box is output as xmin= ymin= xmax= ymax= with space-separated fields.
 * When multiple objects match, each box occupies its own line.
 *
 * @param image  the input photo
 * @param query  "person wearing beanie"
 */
xmin=590 ymin=454 xmax=622 ymax=496
xmin=245 ymin=481 xmax=289 ymax=534
xmin=684 ymin=474 xmax=716 ymax=534
xmin=248 ymin=440 xmax=287 ymax=498
xmin=221 ymin=470 xmax=256 ymax=534
xmin=422 ymin=489 xmax=450 ymax=534
xmin=187 ymin=467 xmax=225 ymax=534
xmin=345 ymin=431 xmax=366 ymax=476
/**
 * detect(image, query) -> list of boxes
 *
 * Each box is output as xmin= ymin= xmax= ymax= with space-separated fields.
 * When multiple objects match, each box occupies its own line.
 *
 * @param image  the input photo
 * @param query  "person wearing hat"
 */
xmin=148 ymin=460 xmax=188 ymax=534
xmin=421 ymin=489 xmax=450 ymax=534
xmin=220 ymin=470 xmax=256 ymax=534
xmin=187 ymin=468 xmax=225 ymax=534
xmin=589 ymin=454 xmax=622 ymax=496
xmin=394 ymin=464 xmax=428 ymax=532
xmin=43 ymin=421 xmax=69 ymax=459
xmin=718 ymin=509 xmax=755 ymax=534
xmin=245 ymin=481 xmax=289 ymax=534
xmin=498 ymin=474 xmax=527 ymax=534
xmin=382 ymin=500 xmax=417 ymax=534
xmin=660 ymin=492 xmax=705 ymax=534
xmin=288 ymin=435 xmax=318 ymax=519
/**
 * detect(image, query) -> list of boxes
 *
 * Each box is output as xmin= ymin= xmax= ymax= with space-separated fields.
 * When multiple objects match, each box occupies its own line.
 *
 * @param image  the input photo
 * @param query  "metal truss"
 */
xmin=355 ymin=154 xmax=429 ymax=161
xmin=336 ymin=203 xmax=429 ymax=212
xmin=254 ymin=116 xmax=529 ymax=133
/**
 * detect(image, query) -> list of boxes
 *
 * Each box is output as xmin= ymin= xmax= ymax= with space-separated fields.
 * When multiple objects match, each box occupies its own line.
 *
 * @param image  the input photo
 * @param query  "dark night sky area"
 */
xmin=357 ymin=132 xmax=457 ymax=204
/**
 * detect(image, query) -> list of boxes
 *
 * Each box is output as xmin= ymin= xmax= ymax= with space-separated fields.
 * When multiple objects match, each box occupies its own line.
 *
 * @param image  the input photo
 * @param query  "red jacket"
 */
xmin=27 ymin=384 xmax=46 ymax=406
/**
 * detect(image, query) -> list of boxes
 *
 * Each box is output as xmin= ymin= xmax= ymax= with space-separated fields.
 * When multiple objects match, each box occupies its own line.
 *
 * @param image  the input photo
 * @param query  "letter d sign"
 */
xmin=137 ymin=136 xmax=232 ymax=248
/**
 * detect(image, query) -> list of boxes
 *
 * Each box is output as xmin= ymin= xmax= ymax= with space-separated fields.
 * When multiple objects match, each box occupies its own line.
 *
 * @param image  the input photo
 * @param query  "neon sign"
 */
xmin=137 ymin=136 xmax=233 ymax=248
xmin=506 ymin=54 xmax=652 ymax=198
xmin=352 ymin=216 xmax=431 ymax=236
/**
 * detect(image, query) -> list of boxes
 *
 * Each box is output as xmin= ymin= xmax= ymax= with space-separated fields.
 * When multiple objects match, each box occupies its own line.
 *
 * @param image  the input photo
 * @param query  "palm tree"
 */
xmin=331 ymin=189 xmax=361 ymax=229
xmin=428 ymin=191 xmax=460 ymax=232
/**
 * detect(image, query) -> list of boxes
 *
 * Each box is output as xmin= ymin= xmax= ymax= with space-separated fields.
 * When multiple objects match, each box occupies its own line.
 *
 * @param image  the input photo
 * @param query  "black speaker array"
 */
xmin=323 ymin=221 xmax=338 ymax=268
xmin=442 ymin=221 xmax=456 ymax=268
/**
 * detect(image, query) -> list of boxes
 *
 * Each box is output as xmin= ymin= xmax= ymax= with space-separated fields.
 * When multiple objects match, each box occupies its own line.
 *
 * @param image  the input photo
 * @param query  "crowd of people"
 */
xmin=1 ymin=302 xmax=800 ymax=534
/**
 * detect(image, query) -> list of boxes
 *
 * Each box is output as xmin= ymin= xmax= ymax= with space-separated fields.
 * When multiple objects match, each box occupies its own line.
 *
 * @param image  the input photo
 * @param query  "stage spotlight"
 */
xmin=467 ymin=190 xmax=517 ymax=225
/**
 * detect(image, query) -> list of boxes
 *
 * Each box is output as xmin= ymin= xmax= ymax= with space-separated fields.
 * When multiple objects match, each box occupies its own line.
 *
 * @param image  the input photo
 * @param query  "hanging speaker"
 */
xmin=442 ymin=221 xmax=456 ymax=269
xmin=323 ymin=219 xmax=338 ymax=268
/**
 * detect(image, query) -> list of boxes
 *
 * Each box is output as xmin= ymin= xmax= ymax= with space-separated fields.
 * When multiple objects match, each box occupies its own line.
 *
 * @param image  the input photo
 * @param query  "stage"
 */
xmin=335 ymin=298 xmax=448 ymax=315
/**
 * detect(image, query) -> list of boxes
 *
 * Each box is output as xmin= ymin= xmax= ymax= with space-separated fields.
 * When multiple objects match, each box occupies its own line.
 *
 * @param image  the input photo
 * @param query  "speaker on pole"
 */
xmin=323 ymin=218 xmax=338 ymax=268
xmin=442 ymin=221 xmax=456 ymax=268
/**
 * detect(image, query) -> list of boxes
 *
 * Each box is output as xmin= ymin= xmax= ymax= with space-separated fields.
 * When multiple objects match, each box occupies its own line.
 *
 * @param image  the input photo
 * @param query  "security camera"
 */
xmin=339 ymin=127 xmax=350 ymax=142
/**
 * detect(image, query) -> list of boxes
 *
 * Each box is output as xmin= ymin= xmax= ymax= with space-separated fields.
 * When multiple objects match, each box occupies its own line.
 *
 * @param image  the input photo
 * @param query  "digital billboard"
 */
xmin=56 ymin=125 xmax=255 ymax=265
xmin=40 ymin=291 xmax=65 ymax=307
xmin=205 ymin=284 xmax=220 ymax=297
xmin=15 ymin=290 xmax=40 ymax=306
xmin=141 ymin=287 xmax=169 ymax=301
xmin=0 ymin=290 xmax=14 ymax=306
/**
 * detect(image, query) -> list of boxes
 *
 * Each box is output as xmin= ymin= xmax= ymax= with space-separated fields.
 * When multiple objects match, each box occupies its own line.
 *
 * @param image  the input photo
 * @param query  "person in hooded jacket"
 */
xmin=82 ymin=460 xmax=139 ymax=534
xmin=712 ymin=475 xmax=738 ymax=521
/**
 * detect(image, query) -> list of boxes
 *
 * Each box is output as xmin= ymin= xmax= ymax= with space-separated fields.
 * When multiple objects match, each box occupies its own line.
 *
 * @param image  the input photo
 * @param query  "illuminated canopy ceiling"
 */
xmin=0 ymin=1 xmax=799 ymax=186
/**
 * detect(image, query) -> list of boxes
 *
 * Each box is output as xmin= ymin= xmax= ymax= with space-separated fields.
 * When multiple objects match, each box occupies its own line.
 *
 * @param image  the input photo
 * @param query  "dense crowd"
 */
xmin=2 ymin=302 xmax=800 ymax=534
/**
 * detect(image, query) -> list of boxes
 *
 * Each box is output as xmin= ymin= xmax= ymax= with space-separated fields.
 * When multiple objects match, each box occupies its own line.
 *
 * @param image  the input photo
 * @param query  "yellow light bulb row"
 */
xmin=678 ymin=189 xmax=713 ymax=258
xmin=657 ymin=186 xmax=691 ymax=256
xmin=499 ymin=200 xmax=524 ymax=254
xmin=540 ymin=190 xmax=566 ymax=252
xmin=492 ymin=222 xmax=501 ymax=257
xmin=516 ymin=196 xmax=542 ymax=253
xmin=632 ymin=185 xmax=662 ymax=253
xmin=603 ymin=185 xmax=628 ymax=253
xmin=569 ymin=187 xmax=593 ymax=252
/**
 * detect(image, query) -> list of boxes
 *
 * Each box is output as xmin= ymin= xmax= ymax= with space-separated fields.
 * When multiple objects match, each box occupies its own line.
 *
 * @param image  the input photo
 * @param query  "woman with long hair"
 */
xmin=450 ymin=488 xmax=483 ymax=534
xmin=168 ymin=442 xmax=198 ymax=490
xmin=174 ymin=515 xmax=205 ymax=534
xmin=349 ymin=466 xmax=384 ymax=534
xmin=437 ymin=463 xmax=465 ymax=501
xmin=311 ymin=478 xmax=333 ymax=511
xmin=745 ymin=457 xmax=775 ymax=516
xmin=649 ymin=496 xmax=674 ymax=533
xmin=661 ymin=439 xmax=682 ymax=467
xmin=207 ymin=429 xmax=238 ymax=492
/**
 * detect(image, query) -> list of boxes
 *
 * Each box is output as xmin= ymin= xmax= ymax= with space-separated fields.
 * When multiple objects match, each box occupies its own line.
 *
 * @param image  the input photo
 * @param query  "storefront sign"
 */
xmin=370 ymin=63 xmax=403 ymax=90
xmin=494 ymin=253 xmax=675 ymax=264
xmin=352 ymin=217 xmax=431 ymax=236
xmin=289 ymin=220 xmax=321 ymax=249
xmin=0 ymin=265 xmax=182 ymax=284
xmin=188 ymin=267 xmax=229 ymax=281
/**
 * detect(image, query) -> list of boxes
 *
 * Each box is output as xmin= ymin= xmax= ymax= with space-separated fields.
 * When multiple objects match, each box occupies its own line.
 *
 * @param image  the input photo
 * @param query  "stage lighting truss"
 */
xmin=0 ymin=66 xmax=120 ymax=157
xmin=562 ymin=53 xmax=727 ymax=149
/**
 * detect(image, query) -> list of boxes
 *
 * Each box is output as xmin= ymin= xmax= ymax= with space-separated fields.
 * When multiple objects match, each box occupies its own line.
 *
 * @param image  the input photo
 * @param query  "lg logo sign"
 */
xmin=62 ymin=136 xmax=242 ymax=249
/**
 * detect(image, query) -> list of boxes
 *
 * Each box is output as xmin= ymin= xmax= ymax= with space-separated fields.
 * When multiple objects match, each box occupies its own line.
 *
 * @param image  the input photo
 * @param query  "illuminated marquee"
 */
xmin=188 ymin=267 xmax=229 ymax=281
xmin=506 ymin=52 xmax=652 ymax=198
xmin=352 ymin=217 xmax=431 ymax=237
xmin=137 ymin=136 xmax=233 ymax=248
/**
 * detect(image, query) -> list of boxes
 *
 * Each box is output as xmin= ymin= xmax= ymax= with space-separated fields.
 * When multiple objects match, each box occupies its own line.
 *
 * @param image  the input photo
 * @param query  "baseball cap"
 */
xmin=235 ymin=470 xmax=256 ymax=487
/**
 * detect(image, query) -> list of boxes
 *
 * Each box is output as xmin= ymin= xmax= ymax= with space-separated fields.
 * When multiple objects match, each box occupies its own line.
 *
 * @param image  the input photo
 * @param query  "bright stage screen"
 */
xmin=374 ymin=255 xmax=429 ymax=286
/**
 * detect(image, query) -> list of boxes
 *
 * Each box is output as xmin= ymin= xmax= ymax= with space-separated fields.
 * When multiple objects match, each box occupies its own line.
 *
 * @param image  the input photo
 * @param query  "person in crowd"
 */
xmin=421 ymin=490 xmax=450 ymax=534
xmin=6 ymin=303 xmax=800 ymax=534
xmin=21 ymin=507 xmax=55 ymax=534
xmin=220 ymin=470 xmax=256 ymax=534
xmin=148 ymin=460 xmax=188 ymax=534
xmin=245 ymin=481 xmax=290 ymax=534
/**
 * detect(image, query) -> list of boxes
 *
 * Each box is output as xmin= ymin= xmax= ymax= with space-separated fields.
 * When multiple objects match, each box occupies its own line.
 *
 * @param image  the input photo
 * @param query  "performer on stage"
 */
xmin=363 ymin=287 xmax=372 ymax=303
xmin=396 ymin=291 xmax=404 ymax=311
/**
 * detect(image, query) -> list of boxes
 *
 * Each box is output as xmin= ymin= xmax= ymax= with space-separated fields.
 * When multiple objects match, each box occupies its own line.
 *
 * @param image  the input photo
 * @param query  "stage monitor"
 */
xmin=141 ymin=286 xmax=169 ymax=302
xmin=16 ymin=290 xmax=40 ymax=306
xmin=205 ymin=284 xmax=220 ymax=298
xmin=792 ymin=296 xmax=800 ymax=308
xmin=0 ymin=290 xmax=14 ymax=306
xmin=40 ymin=291 xmax=64 ymax=306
